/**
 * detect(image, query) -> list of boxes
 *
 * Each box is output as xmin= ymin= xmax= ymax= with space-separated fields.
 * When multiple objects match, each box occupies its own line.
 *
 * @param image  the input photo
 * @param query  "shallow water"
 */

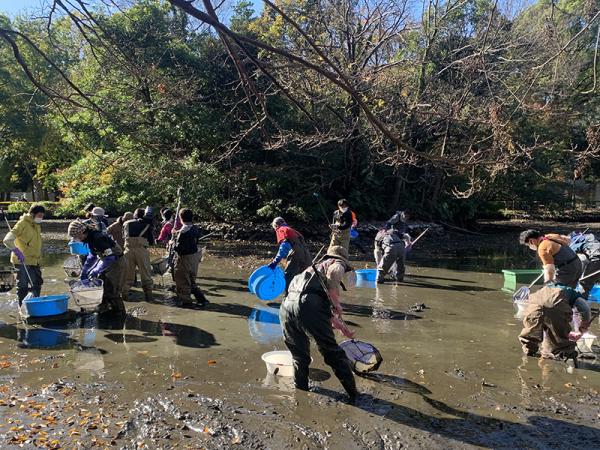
xmin=0 ymin=248 xmax=598 ymax=448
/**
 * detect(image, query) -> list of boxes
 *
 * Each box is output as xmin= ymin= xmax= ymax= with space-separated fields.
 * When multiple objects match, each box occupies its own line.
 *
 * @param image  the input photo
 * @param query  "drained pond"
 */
xmin=0 ymin=236 xmax=598 ymax=449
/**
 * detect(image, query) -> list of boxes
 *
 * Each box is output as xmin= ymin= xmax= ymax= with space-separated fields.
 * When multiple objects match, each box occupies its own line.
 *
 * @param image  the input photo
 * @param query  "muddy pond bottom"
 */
xmin=0 ymin=251 xmax=598 ymax=449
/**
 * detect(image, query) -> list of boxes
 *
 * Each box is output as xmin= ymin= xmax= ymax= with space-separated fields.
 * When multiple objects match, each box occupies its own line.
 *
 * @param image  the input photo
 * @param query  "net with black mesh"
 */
xmin=340 ymin=339 xmax=383 ymax=374
xmin=63 ymin=256 xmax=83 ymax=278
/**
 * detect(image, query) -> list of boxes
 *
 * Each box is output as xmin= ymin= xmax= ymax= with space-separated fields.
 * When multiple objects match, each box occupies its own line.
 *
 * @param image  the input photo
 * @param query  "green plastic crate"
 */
xmin=501 ymin=269 xmax=542 ymax=292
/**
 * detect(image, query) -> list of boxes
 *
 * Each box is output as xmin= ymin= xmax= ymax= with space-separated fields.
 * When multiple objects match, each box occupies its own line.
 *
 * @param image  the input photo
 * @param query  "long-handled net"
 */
xmin=340 ymin=339 xmax=383 ymax=374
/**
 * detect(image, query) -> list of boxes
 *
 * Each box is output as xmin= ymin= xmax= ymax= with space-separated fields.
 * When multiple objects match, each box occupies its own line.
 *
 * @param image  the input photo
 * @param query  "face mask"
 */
xmin=34 ymin=218 xmax=43 ymax=224
xmin=527 ymin=243 xmax=537 ymax=251
xmin=341 ymin=207 xmax=349 ymax=213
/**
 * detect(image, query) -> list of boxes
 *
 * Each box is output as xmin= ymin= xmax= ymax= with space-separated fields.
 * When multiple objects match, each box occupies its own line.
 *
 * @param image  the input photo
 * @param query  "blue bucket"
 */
xmin=350 ymin=228 xmax=359 ymax=240
xmin=68 ymin=241 xmax=90 ymax=256
xmin=23 ymin=294 xmax=69 ymax=317
xmin=356 ymin=269 xmax=377 ymax=282
xmin=248 ymin=266 xmax=285 ymax=301
xmin=588 ymin=285 xmax=600 ymax=303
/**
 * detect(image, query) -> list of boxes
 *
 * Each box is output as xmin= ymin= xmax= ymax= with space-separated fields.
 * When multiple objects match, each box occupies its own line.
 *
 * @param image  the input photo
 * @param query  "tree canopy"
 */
xmin=0 ymin=0 xmax=599 ymax=222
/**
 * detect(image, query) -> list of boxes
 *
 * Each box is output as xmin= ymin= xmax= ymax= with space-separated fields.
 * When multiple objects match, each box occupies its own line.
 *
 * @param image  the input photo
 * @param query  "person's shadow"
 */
xmin=313 ymin=385 xmax=600 ymax=447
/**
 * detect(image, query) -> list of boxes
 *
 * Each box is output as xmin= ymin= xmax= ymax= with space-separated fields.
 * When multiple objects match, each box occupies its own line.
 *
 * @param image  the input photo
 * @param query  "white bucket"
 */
xmin=576 ymin=333 xmax=597 ymax=354
xmin=70 ymin=280 xmax=104 ymax=310
xmin=261 ymin=350 xmax=295 ymax=377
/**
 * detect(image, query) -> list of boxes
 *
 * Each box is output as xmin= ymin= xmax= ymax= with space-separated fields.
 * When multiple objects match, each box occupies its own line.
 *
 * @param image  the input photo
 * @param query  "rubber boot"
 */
xmin=192 ymin=287 xmax=208 ymax=306
xmin=340 ymin=376 xmax=358 ymax=403
xmin=144 ymin=290 xmax=153 ymax=302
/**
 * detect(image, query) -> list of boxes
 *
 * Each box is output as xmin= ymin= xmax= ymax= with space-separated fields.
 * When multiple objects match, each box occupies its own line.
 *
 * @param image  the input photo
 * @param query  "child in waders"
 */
xmin=172 ymin=208 xmax=208 ymax=309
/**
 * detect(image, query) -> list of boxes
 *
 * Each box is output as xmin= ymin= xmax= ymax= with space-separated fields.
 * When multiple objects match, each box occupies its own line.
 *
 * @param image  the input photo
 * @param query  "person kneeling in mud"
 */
xmin=68 ymin=220 xmax=126 ymax=315
xmin=172 ymin=208 xmax=208 ymax=309
xmin=280 ymin=246 xmax=358 ymax=401
xmin=374 ymin=225 xmax=410 ymax=284
xmin=519 ymin=284 xmax=591 ymax=361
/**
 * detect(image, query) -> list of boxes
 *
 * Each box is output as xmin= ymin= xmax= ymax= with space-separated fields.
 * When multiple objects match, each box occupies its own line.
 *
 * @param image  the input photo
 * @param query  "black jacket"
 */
xmin=175 ymin=225 xmax=202 ymax=256
xmin=332 ymin=209 xmax=352 ymax=230
xmin=84 ymin=230 xmax=122 ymax=257
xmin=124 ymin=218 xmax=155 ymax=245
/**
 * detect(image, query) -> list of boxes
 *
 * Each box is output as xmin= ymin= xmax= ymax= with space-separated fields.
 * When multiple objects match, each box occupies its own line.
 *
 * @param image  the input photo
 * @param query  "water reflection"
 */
xmin=248 ymin=304 xmax=283 ymax=344
xmin=18 ymin=327 xmax=72 ymax=349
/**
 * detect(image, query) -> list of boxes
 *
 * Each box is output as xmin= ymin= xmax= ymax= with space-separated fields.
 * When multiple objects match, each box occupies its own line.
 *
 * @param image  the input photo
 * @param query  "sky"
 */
xmin=0 ymin=0 xmax=264 ymax=17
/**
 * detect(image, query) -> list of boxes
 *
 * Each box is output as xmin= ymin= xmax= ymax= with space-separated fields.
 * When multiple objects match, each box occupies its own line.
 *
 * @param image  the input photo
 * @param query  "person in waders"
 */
xmin=374 ymin=225 xmax=410 ymax=283
xmin=83 ymin=206 xmax=108 ymax=233
xmin=519 ymin=284 xmax=591 ymax=361
xmin=268 ymin=217 xmax=312 ymax=294
xmin=122 ymin=208 xmax=155 ymax=302
xmin=107 ymin=212 xmax=133 ymax=249
xmin=280 ymin=246 xmax=358 ymax=402
xmin=329 ymin=199 xmax=352 ymax=252
xmin=68 ymin=220 xmax=126 ymax=315
xmin=565 ymin=232 xmax=600 ymax=299
xmin=3 ymin=204 xmax=45 ymax=305
xmin=519 ymin=230 xmax=583 ymax=288
xmin=172 ymin=208 xmax=208 ymax=308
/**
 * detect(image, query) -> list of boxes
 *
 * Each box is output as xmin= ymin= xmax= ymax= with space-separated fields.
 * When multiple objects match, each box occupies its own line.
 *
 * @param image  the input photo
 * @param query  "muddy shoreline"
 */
xmin=0 ymin=221 xmax=599 ymax=449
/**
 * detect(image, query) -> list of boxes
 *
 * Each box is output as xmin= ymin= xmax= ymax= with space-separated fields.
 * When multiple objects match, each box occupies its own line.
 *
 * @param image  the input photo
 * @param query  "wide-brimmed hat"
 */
xmin=326 ymin=245 xmax=351 ymax=267
xmin=91 ymin=207 xmax=105 ymax=217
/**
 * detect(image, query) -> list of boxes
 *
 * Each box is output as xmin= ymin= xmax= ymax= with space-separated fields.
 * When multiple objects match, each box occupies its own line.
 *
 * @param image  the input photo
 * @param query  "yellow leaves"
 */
xmin=0 ymin=361 xmax=12 ymax=369
xmin=207 ymin=360 xmax=217 ymax=366
xmin=171 ymin=371 xmax=182 ymax=381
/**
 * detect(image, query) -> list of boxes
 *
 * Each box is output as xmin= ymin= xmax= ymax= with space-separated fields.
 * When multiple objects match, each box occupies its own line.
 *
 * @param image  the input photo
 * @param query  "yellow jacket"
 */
xmin=9 ymin=214 xmax=42 ymax=266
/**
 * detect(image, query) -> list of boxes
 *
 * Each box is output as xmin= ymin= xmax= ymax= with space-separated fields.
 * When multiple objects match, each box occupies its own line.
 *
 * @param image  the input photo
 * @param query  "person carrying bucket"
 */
xmin=519 ymin=284 xmax=591 ymax=361
xmin=328 ymin=199 xmax=352 ymax=252
xmin=122 ymin=208 xmax=155 ymax=302
xmin=279 ymin=246 xmax=358 ymax=402
xmin=68 ymin=220 xmax=126 ymax=315
xmin=268 ymin=217 xmax=311 ymax=294
xmin=171 ymin=208 xmax=208 ymax=308
xmin=519 ymin=230 xmax=583 ymax=288
xmin=3 ymin=204 xmax=45 ymax=305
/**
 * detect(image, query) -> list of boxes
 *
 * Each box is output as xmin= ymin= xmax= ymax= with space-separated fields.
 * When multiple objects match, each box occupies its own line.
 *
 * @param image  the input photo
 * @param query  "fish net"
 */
xmin=151 ymin=257 xmax=169 ymax=276
xmin=340 ymin=339 xmax=383 ymax=374
xmin=512 ymin=286 xmax=530 ymax=303
xmin=63 ymin=256 xmax=82 ymax=278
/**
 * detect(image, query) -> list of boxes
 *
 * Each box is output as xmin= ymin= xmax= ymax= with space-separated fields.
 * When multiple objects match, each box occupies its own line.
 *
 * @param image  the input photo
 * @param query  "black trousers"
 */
xmin=16 ymin=265 xmax=43 ymax=304
xmin=279 ymin=293 xmax=356 ymax=394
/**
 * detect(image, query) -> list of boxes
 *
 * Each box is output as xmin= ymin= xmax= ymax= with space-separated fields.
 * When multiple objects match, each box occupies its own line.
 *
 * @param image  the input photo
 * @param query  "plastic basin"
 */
xmin=588 ymin=285 xmax=600 ymax=303
xmin=262 ymin=350 xmax=295 ymax=377
xmin=356 ymin=269 xmax=377 ymax=282
xmin=248 ymin=266 xmax=285 ymax=301
xmin=350 ymin=228 xmax=359 ymax=240
xmin=23 ymin=294 xmax=69 ymax=317
xmin=68 ymin=241 xmax=90 ymax=256
xmin=501 ymin=269 xmax=542 ymax=292
xmin=576 ymin=333 xmax=597 ymax=353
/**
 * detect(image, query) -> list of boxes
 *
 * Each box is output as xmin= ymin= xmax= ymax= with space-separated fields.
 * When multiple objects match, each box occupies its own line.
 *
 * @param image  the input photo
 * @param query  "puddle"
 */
xmin=0 ymin=242 xmax=597 ymax=448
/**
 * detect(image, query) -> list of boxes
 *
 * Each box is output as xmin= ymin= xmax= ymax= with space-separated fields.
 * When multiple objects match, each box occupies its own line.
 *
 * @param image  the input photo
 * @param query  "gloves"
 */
xmin=543 ymin=264 xmax=556 ymax=283
xmin=12 ymin=248 xmax=25 ymax=264
xmin=88 ymin=255 xmax=117 ymax=278
xmin=579 ymin=320 xmax=591 ymax=333
xmin=268 ymin=260 xmax=278 ymax=270
xmin=80 ymin=254 xmax=98 ymax=280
